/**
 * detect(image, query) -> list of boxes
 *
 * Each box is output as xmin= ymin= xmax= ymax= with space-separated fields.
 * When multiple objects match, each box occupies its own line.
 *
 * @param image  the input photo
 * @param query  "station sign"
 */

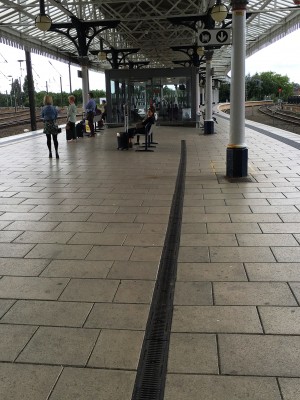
xmin=198 ymin=29 xmax=232 ymax=46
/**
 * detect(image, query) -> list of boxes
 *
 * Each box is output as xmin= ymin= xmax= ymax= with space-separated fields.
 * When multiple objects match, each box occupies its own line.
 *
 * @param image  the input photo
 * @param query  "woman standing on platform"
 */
xmin=66 ymin=95 xmax=77 ymax=141
xmin=41 ymin=95 xmax=59 ymax=159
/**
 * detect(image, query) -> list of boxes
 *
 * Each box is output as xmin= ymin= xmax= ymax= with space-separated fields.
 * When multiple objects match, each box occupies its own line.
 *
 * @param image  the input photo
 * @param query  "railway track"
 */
xmin=0 ymin=109 xmax=67 ymax=130
xmin=259 ymin=106 xmax=300 ymax=127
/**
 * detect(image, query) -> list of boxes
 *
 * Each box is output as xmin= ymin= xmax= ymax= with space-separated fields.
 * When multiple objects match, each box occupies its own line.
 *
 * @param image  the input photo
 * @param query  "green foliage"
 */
xmin=245 ymin=71 xmax=294 ymax=101
xmin=219 ymin=82 xmax=230 ymax=102
xmin=217 ymin=72 xmax=295 ymax=103
xmin=0 ymin=92 xmax=10 ymax=107
xmin=0 ymin=76 xmax=106 ymax=109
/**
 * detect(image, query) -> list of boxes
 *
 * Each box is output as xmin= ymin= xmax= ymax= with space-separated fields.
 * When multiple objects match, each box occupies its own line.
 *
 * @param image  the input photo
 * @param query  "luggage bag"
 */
xmin=76 ymin=121 xmax=84 ymax=138
xmin=66 ymin=125 xmax=73 ymax=141
xmin=117 ymin=132 xmax=129 ymax=150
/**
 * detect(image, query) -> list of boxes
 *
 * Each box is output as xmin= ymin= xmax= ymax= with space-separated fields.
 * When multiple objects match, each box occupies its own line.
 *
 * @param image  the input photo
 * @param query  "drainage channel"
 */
xmin=131 ymin=140 xmax=187 ymax=400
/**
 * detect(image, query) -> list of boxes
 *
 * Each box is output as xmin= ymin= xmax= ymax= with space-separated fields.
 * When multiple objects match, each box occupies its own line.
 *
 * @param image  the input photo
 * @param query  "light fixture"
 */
xmin=97 ymin=51 xmax=107 ymax=61
xmin=35 ymin=14 xmax=52 ymax=31
xmin=197 ymin=46 xmax=205 ymax=56
xmin=210 ymin=1 xmax=228 ymax=23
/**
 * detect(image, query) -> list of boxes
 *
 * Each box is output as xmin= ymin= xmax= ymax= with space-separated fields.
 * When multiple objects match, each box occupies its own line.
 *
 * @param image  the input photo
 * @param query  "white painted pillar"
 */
xmin=204 ymin=50 xmax=214 ymax=134
xmin=201 ymin=85 xmax=205 ymax=106
xmin=81 ymin=64 xmax=89 ymax=110
xmin=215 ymin=87 xmax=219 ymax=104
xmin=226 ymin=0 xmax=248 ymax=177
xmin=196 ymin=73 xmax=200 ymax=111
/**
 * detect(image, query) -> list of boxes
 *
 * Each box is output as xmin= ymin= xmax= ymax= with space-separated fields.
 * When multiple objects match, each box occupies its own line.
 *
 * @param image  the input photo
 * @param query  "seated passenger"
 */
xmin=127 ymin=108 xmax=155 ymax=145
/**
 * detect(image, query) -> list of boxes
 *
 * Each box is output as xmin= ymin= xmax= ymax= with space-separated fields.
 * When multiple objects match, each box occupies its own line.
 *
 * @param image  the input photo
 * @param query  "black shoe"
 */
xmin=56 ymin=153 xmax=59 ymax=159
xmin=49 ymin=152 xmax=52 ymax=158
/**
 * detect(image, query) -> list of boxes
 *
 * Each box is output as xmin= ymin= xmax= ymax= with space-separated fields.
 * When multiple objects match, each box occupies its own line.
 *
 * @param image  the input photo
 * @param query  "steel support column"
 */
xmin=227 ymin=0 xmax=248 ymax=177
xmin=81 ymin=63 xmax=89 ymax=110
xmin=25 ymin=50 xmax=37 ymax=131
xmin=204 ymin=50 xmax=214 ymax=134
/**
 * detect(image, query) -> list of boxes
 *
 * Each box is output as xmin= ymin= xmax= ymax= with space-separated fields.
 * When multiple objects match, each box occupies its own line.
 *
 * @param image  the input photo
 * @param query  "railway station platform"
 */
xmin=1 ymin=110 xmax=300 ymax=400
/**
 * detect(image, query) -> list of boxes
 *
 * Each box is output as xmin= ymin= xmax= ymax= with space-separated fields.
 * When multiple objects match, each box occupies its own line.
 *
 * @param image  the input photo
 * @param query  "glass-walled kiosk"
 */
xmin=104 ymin=67 xmax=198 ymax=125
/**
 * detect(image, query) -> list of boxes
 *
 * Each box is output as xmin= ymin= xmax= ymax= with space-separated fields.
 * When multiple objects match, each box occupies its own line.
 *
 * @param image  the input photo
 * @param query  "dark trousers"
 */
xmin=86 ymin=112 xmax=95 ymax=135
xmin=69 ymin=121 xmax=76 ymax=139
xmin=128 ymin=126 xmax=145 ymax=143
xmin=46 ymin=134 xmax=58 ymax=154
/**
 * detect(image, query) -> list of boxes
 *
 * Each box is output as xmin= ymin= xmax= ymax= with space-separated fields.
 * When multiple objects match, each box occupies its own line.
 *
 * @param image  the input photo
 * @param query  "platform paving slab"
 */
xmin=0 ymin=324 xmax=37 ymax=361
xmin=41 ymin=259 xmax=112 ymax=278
xmin=84 ymin=302 xmax=149 ymax=330
xmin=0 ymin=363 xmax=62 ymax=400
xmin=25 ymin=243 xmax=92 ymax=259
xmin=16 ymin=326 xmax=99 ymax=366
xmin=86 ymin=244 xmax=134 ymax=260
xmin=59 ymin=278 xmax=119 ymax=302
xmin=172 ymin=305 xmax=263 ymax=333
xmin=178 ymin=246 xmax=210 ymax=262
xmin=237 ymin=233 xmax=299 ymax=246
xmin=174 ymin=281 xmax=213 ymax=305
xmin=53 ymin=221 xmax=108 ymax=232
xmin=210 ymin=246 xmax=276 ymax=262
xmin=219 ymin=334 xmax=300 ymax=377
xmin=164 ymin=374 xmax=281 ymax=400
xmin=107 ymin=260 xmax=158 ymax=280
xmin=0 ymin=243 xmax=35 ymax=258
xmin=288 ymin=282 xmax=300 ymax=304
xmin=207 ymin=222 xmax=261 ymax=233
xmin=180 ymin=233 xmax=238 ymax=246
xmin=0 ymin=276 xmax=69 ymax=300
xmin=245 ymin=262 xmax=300 ymax=281
xmin=272 ymin=246 xmax=300 ymax=262
xmin=230 ymin=213 xmax=282 ymax=222
xmin=167 ymin=333 xmax=218 ymax=374
xmin=49 ymin=368 xmax=136 ymax=400
xmin=0 ymin=258 xmax=49 ymax=276
xmin=87 ymin=329 xmax=144 ymax=369
xmin=113 ymin=279 xmax=155 ymax=303
xmin=258 ymin=306 xmax=300 ymax=334
xmin=279 ymin=378 xmax=300 ymax=400
xmin=3 ymin=220 xmax=60 ymax=231
xmin=177 ymin=262 xmax=247 ymax=281
xmin=14 ymin=231 xmax=75 ymax=244
xmin=214 ymin=282 xmax=298 ymax=306
xmin=1 ymin=300 xmax=93 ymax=327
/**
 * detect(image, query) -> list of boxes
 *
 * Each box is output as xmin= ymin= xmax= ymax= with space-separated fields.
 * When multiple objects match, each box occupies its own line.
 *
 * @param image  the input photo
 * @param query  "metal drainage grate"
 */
xmin=131 ymin=140 xmax=186 ymax=400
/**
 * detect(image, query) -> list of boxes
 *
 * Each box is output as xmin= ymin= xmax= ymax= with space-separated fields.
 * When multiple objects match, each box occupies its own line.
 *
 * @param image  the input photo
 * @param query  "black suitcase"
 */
xmin=66 ymin=127 xmax=73 ymax=141
xmin=117 ymin=132 xmax=129 ymax=150
xmin=76 ymin=121 xmax=84 ymax=138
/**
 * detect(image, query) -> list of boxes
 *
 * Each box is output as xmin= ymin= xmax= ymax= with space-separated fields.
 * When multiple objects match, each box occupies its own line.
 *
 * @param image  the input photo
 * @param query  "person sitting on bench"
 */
xmin=127 ymin=108 xmax=155 ymax=145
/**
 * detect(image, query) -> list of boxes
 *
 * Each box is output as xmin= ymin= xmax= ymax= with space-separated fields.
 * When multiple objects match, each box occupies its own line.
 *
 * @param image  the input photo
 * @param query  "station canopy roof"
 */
xmin=0 ymin=0 xmax=299 ymax=81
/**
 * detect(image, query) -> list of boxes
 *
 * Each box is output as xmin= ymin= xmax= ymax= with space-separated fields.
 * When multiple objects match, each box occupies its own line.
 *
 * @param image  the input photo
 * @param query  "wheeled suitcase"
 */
xmin=76 ymin=121 xmax=84 ymax=138
xmin=66 ymin=126 xmax=73 ymax=141
xmin=117 ymin=132 xmax=129 ymax=150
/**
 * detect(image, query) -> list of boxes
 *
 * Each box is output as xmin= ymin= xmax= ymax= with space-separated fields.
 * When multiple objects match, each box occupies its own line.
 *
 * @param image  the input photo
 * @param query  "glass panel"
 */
xmin=107 ymin=72 xmax=193 ymax=125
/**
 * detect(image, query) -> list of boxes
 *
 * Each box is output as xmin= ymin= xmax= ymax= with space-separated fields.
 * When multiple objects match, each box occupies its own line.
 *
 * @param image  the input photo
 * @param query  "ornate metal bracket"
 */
xmin=171 ymin=45 xmax=205 ymax=67
xmin=90 ymin=47 xmax=140 ymax=69
xmin=49 ymin=16 xmax=120 ymax=59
